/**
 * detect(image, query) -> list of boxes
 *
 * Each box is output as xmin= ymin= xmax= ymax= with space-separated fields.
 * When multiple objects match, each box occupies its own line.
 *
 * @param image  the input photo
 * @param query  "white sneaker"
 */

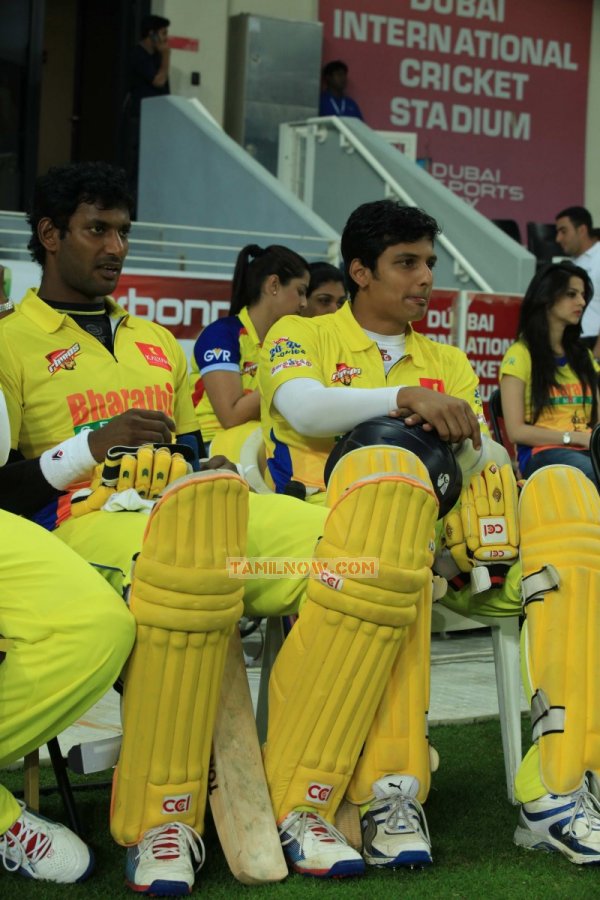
xmin=278 ymin=809 xmax=365 ymax=878
xmin=125 ymin=822 xmax=204 ymax=895
xmin=514 ymin=782 xmax=600 ymax=865
xmin=361 ymin=775 xmax=432 ymax=868
xmin=0 ymin=801 xmax=94 ymax=883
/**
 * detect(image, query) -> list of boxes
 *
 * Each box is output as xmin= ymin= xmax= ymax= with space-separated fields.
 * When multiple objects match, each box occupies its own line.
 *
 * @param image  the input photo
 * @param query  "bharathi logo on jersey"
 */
xmin=46 ymin=343 xmax=81 ymax=375
xmin=135 ymin=342 xmax=172 ymax=371
xmin=331 ymin=362 xmax=361 ymax=385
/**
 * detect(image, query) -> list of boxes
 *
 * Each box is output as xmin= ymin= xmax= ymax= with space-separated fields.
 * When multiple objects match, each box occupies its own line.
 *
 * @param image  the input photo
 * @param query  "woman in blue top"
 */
xmin=190 ymin=244 xmax=309 ymax=448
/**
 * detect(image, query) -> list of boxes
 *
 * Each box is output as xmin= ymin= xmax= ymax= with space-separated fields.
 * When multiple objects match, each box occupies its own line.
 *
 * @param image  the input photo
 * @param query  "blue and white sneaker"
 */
xmin=125 ymin=822 xmax=204 ymax=895
xmin=361 ymin=775 xmax=432 ymax=868
xmin=514 ymin=782 xmax=600 ymax=865
xmin=278 ymin=810 xmax=365 ymax=878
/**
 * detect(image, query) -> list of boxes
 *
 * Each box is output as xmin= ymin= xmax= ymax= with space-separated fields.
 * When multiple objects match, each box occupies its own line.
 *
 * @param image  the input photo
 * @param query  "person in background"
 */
xmin=125 ymin=14 xmax=171 ymax=194
xmin=500 ymin=260 xmax=599 ymax=487
xmin=555 ymin=206 xmax=600 ymax=358
xmin=301 ymin=261 xmax=346 ymax=317
xmin=189 ymin=244 xmax=309 ymax=452
xmin=319 ymin=60 xmax=364 ymax=120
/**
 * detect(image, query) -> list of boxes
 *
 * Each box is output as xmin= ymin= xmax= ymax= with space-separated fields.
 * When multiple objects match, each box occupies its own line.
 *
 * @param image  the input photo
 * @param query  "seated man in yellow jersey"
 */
xmin=257 ymin=200 xmax=600 ymax=874
xmin=0 ymin=383 xmax=135 ymax=886
xmin=0 ymin=161 xmax=282 ymax=895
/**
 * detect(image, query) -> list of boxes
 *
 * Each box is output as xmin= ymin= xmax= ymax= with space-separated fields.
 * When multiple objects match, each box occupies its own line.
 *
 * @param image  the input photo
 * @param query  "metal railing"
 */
xmin=0 ymin=211 xmax=340 ymax=275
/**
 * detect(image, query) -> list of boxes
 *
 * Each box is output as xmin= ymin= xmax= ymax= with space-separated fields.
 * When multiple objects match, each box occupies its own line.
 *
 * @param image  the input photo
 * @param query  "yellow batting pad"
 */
xmin=348 ymin=583 xmax=433 ymax=805
xmin=519 ymin=465 xmax=600 ymax=795
xmin=263 ymin=459 xmax=438 ymax=821
xmin=110 ymin=471 xmax=248 ymax=845
xmin=326 ymin=444 xmax=434 ymax=508
xmin=444 ymin=462 xmax=519 ymax=571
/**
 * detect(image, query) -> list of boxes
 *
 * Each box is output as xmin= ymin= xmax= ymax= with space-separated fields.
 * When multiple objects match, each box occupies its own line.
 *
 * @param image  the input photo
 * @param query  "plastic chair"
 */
xmin=489 ymin=387 xmax=520 ymax=477
xmin=431 ymin=605 xmax=521 ymax=804
xmin=526 ymin=222 xmax=563 ymax=266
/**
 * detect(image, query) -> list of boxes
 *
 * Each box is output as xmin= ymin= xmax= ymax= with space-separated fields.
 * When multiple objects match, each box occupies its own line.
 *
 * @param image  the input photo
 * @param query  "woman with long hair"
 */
xmin=189 ymin=244 xmax=309 ymax=450
xmin=500 ymin=260 xmax=599 ymax=485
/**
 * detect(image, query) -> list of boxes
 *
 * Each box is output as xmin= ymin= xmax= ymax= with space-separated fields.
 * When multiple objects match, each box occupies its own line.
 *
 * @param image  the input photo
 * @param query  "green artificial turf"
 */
xmin=1 ymin=719 xmax=597 ymax=898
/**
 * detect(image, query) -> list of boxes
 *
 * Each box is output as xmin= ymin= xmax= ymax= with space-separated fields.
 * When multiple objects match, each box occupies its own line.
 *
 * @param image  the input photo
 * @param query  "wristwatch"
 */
xmin=562 ymin=432 xmax=571 ymax=445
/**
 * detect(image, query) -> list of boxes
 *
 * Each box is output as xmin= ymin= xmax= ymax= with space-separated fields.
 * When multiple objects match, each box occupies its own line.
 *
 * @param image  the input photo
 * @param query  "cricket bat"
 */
xmin=209 ymin=628 xmax=288 ymax=884
xmin=334 ymin=798 xmax=362 ymax=851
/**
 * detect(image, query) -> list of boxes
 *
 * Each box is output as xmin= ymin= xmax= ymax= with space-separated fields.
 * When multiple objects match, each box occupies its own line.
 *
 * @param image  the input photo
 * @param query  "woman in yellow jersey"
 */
xmin=189 ymin=244 xmax=309 ymax=451
xmin=500 ymin=261 xmax=600 ymax=486
xmin=301 ymin=261 xmax=346 ymax=317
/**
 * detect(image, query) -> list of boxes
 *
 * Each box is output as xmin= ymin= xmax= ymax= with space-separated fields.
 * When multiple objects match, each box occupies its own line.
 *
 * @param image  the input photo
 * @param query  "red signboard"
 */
xmin=413 ymin=288 xmax=458 ymax=343
xmin=464 ymin=292 xmax=522 ymax=420
xmin=318 ymin=0 xmax=592 ymax=234
xmin=114 ymin=273 xmax=231 ymax=357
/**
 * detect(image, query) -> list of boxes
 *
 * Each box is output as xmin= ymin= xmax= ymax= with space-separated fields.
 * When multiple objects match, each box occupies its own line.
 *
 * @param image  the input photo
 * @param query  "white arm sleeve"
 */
xmin=0 ymin=389 xmax=10 ymax=466
xmin=273 ymin=378 xmax=402 ymax=437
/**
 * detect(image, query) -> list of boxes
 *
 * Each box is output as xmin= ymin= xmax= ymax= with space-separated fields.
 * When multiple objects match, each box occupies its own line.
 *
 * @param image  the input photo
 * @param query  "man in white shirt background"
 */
xmin=555 ymin=205 xmax=600 ymax=358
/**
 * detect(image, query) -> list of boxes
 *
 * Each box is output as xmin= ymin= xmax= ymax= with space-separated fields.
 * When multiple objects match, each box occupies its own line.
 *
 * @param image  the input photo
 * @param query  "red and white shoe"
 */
xmin=0 ymin=801 xmax=94 ymax=883
xmin=125 ymin=822 xmax=204 ymax=895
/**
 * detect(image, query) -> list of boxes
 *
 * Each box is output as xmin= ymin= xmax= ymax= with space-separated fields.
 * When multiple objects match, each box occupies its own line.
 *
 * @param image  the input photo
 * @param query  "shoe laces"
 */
xmin=566 ymin=789 xmax=600 ymax=839
xmin=140 ymin=822 xmax=205 ymax=871
xmin=280 ymin=811 xmax=348 ymax=848
xmin=381 ymin=792 xmax=431 ymax=843
xmin=0 ymin=805 xmax=52 ymax=873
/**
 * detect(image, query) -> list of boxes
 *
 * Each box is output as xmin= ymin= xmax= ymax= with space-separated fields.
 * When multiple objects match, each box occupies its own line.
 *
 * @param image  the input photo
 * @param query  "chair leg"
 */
xmin=490 ymin=618 xmax=522 ymax=805
xmin=24 ymin=750 xmax=40 ymax=811
xmin=47 ymin=738 xmax=83 ymax=836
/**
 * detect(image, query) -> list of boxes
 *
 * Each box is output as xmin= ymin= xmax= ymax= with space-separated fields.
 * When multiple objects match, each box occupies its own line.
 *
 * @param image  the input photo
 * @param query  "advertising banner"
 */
xmin=413 ymin=288 xmax=458 ymax=343
xmin=464 ymin=291 xmax=522 ymax=421
xmin=318 ymin=0 xmax=592 ymax=232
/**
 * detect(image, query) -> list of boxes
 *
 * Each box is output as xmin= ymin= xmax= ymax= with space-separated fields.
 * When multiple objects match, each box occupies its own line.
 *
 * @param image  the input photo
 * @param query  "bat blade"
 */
xmin=334 ymin=798 xmax=362 ymax=850
xmin=209 ymin=628 xmax=288 ymax=884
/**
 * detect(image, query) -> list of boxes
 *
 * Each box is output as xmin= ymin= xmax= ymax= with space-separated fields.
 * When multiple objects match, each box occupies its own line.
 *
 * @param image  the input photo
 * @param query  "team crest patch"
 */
xmin=135 ymin=342 xmax=172 ymax=371
xmin=331 ymin=362 xmax=361 ymax=385
xmin=269 ymin=337 xmax=305 ymax=361
xmin=46 ymin=343 xmax=80 ymax=374
xmin=420 ymin=377 xmax=445 ymax=392
xmin=241 ymin=360 xmax=257 ymax=376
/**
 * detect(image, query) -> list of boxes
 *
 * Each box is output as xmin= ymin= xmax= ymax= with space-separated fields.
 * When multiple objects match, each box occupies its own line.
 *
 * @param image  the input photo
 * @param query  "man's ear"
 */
xmin=38 ymin=217 xmax=60 ymax=255
xmin=348 ymin=257 xmax=371 ymax=291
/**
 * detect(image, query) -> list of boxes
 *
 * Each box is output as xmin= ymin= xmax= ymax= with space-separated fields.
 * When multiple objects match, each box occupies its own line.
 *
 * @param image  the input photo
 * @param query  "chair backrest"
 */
xmin=493 ymin=218 xmax=522 ymax=244
xmin=526 ymin=221 xmax=563 ymax=266
xmin=488 ymin=388 xmax=518 ymax=470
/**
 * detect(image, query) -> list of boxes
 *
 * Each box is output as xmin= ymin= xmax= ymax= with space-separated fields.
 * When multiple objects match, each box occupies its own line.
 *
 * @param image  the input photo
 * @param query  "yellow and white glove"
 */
xmin=70 ymin=443 xmax=192 ymax=517
xmin=442 ymin=461 xmax=519 ymax=593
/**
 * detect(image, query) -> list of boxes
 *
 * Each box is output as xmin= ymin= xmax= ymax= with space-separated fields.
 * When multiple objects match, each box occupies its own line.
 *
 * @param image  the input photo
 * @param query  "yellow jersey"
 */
xmin=0 ymin=289 xmax=197 ymax=526
xmin=259 ymin=300 xmax=485 ymax=493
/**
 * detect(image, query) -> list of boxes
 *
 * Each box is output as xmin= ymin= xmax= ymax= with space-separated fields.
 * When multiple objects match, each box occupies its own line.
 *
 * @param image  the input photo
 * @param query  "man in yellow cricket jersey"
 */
xmin=257 ymin=200 xmax=600 ymax=875
xmin=0 ymin=382 xmax=135 ymax=885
